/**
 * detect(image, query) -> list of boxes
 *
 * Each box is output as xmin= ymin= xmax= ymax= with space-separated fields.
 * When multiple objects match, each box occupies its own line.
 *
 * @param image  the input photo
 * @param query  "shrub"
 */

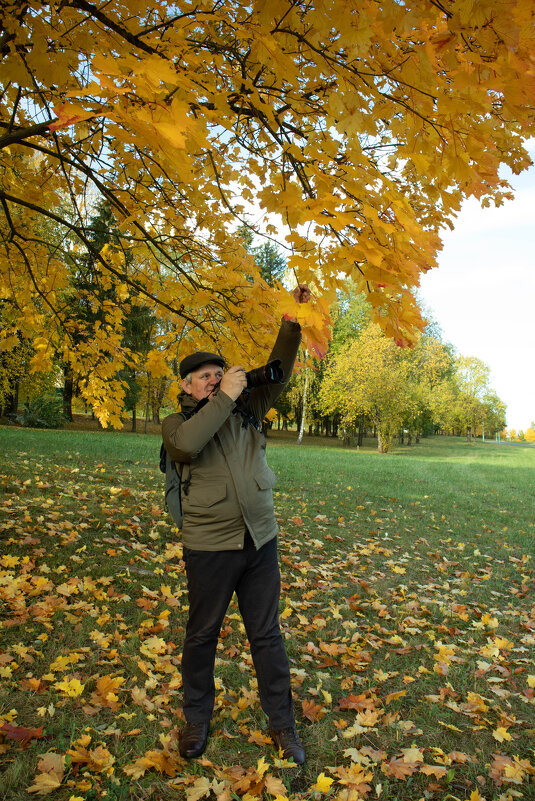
xmin=18 ymin=394 xmax=65 ymax=429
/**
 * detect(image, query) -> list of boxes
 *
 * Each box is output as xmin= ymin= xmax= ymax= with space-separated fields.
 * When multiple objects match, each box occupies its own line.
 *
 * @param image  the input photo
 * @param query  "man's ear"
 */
xmin=182 ymin=379 xmax=192 ymax=395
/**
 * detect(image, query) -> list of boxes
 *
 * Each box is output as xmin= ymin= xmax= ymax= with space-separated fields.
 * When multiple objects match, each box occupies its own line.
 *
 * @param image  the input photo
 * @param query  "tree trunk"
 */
xmin=131 ymin=406 xmax=137 ymax=432
xmin=377 ymin=428 xmax=384 ymax=454
xmin=466 ymin=426 xmax=472 ymax=442
xmin=63 ymin=367 xmax=74 ymax=422
xmin=144 ymin=373 xmax=151 ymax=434
xmin=296 ymin=368 xmax=309 ymax=445
xmin=2 ymin=382 xmax=19 ymax=416
xmin=151 ymin=376 xmax=167 ymax=424
xmin=357 ymin=414 xmax=365 ymax=447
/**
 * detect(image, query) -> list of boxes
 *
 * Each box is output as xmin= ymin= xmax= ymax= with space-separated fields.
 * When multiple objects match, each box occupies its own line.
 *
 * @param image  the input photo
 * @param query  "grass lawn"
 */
xmin=0 ymin=426 xmax=534 ymax=801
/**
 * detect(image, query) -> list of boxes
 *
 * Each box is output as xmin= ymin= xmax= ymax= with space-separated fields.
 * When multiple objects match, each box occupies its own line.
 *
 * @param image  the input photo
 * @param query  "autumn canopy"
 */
xmin=1 ymin=0 xmax=534 ymax=423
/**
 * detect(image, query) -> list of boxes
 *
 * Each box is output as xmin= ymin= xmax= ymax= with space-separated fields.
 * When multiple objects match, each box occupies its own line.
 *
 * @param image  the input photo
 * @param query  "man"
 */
xmin=162 ymin=286 xmax=310 ymax=764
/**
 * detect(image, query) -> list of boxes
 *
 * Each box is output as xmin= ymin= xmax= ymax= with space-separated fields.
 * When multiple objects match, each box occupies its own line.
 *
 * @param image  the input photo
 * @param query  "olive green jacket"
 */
xmin=161 ymin=319 xmax=301 ymax=551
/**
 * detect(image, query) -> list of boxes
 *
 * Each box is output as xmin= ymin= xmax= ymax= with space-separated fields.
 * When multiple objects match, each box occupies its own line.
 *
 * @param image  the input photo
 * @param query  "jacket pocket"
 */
xmin=187 ymin=483 xmax=227 ymax=507
xmin=254 ymin=466 xmax=278 ymax=490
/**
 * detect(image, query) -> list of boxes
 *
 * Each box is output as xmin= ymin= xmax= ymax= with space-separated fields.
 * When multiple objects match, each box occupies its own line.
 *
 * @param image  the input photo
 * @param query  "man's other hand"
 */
xmin=219 ymin=366 xmax=248 ymax=401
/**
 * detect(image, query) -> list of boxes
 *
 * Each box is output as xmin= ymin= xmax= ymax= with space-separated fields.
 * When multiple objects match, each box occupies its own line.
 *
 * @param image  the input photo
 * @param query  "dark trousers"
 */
xmin=181 ymin=533 xmax=294 ymax=729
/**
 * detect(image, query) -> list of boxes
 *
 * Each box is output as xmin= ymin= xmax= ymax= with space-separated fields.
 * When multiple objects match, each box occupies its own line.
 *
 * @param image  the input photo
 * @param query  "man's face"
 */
xmin=182 ymin=362 xmax=224 ymax=402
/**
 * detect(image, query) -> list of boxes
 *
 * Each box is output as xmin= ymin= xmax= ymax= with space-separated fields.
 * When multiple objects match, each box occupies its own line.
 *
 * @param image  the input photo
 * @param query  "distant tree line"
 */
xmin=1 ymin=224 xmax=506 ymax=447
xmin=272 ymin=285 xmax=507 ymax=453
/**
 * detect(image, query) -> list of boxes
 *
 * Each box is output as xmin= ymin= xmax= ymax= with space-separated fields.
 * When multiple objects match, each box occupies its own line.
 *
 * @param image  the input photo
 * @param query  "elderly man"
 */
xmin=162 ymin=287 xmax=310 ymax=764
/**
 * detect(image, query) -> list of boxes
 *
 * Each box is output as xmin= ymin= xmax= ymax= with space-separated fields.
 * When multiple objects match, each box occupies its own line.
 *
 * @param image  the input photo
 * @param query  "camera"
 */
xmin=245 ymin=359 xmax=285 ymax=388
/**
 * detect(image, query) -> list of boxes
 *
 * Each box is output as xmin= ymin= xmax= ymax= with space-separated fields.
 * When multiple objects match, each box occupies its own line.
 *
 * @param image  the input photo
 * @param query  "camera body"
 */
xmin=245 ymin=359 xmax=285 ymax=388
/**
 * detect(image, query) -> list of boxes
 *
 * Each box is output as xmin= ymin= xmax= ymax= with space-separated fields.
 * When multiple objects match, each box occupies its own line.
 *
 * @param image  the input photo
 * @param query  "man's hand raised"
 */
xmin=219 ymin=366 xmax=247 ymax=401
xmin=283 ymin=284 xmax=311 ymax=323
xmin=292 ymin=284 xmax=311 ymax=304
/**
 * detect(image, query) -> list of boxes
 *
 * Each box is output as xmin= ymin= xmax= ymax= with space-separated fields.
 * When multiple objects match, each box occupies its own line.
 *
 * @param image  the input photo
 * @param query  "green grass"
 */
xmin=0 ymin=426 xmax=534 ymax=800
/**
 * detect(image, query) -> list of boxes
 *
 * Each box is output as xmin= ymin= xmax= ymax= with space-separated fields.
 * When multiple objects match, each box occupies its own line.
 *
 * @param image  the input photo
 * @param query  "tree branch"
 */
xmin=0 ymin=189 xmax=207 ymax=333
xmin=66 ymin=0 xmax=159 ymax=55
xmin=0 ymin=120 xmax=55 ymax=150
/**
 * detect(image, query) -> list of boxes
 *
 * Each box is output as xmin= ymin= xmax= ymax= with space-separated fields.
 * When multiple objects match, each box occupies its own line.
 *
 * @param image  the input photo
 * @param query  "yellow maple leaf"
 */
xmin=311 ymin=772 xmax=334 ymax=793
xmin=256 ymin=757 xmax=269 ymax=778
xmin=493 ymin=726 xmax=512 ymax=742
xmin=356 ymin=709 xmax=381 ymax=727
xmin=54 ymin=678 xmax=85 ymax=698
xmin=185 ymin=776 xmax=212 ymax=801
xmin=26 ymin=753 xmax=65 ymax=795
xmin=400 ymin=747 xmax=424 ymax=764
xmin=26 ymin=772 xmax=62 ymax=795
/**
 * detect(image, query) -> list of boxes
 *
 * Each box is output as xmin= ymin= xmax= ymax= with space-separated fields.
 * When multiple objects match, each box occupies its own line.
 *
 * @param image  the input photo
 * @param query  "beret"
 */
xmin=179 ymin=351 xmax=226 ymax=379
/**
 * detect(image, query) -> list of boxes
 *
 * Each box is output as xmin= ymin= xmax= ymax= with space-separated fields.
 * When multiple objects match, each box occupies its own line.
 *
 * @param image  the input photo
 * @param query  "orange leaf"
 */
xmin=338 ymin=693 xmax=376 ymax=711
xmin=49 ymin=103 xmax=101 ymax=131
xmin=302 ymin=698 xmax=326 ymax=722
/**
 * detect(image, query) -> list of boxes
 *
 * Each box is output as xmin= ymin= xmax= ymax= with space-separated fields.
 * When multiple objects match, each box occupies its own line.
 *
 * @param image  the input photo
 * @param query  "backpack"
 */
xmin=159 ymin=443 xmax=184 ymax=528
xmin=159 ymin=410 xmax=192 ymax=528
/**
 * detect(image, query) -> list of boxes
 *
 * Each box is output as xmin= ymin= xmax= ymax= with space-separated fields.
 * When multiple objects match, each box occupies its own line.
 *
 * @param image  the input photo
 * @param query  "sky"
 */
xmin=418 ymin=141 xmax=535 ymax=433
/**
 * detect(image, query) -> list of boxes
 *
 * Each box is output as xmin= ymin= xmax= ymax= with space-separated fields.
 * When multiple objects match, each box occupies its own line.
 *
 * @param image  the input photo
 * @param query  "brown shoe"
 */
xmin=179 ymin=721 xmax=209 ymax=759
xmin=269 ymin=725 xmax=305 ymax=765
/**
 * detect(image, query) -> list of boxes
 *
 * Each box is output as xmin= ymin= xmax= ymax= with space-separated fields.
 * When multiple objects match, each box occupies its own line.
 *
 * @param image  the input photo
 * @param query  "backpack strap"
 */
xmin=181 ymin=462 xmax=191 ymax=496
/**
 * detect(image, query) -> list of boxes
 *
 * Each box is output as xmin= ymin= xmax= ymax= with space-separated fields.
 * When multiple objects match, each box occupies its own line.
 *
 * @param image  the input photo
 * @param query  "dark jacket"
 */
xmin=161 ymin=319 xmax=301 ymax=550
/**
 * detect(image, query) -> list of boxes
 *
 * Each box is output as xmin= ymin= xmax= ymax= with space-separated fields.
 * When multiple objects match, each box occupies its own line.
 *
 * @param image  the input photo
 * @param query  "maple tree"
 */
xmin=1 ymin=0 xmax=535 ymax=423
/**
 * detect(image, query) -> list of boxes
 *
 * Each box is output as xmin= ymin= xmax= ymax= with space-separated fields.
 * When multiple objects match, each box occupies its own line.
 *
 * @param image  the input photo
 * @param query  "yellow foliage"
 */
xmin=525 ymin=427 xmax=535 ymax=443
xmin=1 ymin=0 xmax=534 ymax=421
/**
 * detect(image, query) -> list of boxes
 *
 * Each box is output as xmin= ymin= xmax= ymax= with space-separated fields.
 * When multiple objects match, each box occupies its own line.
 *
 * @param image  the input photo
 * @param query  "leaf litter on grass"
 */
xmin=0 ymin=433 xmax=534 ymax=800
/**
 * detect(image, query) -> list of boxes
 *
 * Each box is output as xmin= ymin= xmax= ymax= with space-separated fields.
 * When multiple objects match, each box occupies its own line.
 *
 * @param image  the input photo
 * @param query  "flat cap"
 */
xmin=179 ymin=351 xmax=226 ymax=379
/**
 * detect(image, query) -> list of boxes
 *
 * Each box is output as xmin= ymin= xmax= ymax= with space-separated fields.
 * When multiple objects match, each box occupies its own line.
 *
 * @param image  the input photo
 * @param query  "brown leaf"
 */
xmin=0 ymin=722 xmax=45 ymax=746
xmin=264 ymin=774 xmax=287 ymax=796
xmin=381 ymin=757 xmax=418 ymax=779
xmin=421 ymin=764 xmax=448 ymax=778
xmin=302 ymin=698 xmax=326 ymax=722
